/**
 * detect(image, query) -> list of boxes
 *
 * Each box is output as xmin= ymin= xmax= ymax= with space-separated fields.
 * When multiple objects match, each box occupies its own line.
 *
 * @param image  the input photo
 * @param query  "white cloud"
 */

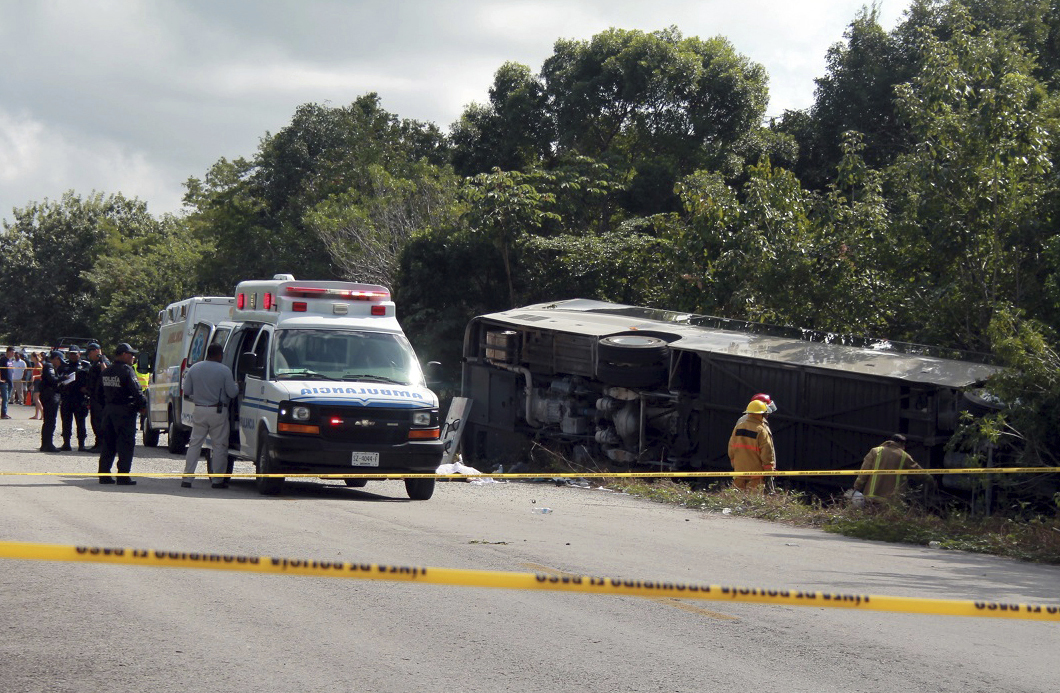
xmin=0 ymin=108 xmax=182 ymax=219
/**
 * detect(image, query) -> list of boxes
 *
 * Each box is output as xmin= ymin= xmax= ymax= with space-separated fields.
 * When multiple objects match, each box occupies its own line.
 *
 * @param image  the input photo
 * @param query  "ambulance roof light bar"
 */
xmin=284 ymin=286 xmax=390 ymax=301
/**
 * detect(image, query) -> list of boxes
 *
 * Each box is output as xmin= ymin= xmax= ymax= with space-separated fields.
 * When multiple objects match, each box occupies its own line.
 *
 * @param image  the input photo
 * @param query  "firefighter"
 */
xmin=727 ymin=399 xmax=776 ymax=491
xmin=97 ymin=343 xmax=147 ymax=485
xmin=58 ymin=345 xmax=90 ymax=451
xmin=852 ymin=434 xmax=936 ymax=503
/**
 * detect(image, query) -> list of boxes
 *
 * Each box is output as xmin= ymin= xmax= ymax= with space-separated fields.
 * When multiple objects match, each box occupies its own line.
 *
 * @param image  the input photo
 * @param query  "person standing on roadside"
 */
xmin=180 ymin=344 xmax=239 ymax=489
xmin=11 ymin=352 xmax=27 ymax=405
xmin=0 ymin=346 xmax=14 ymax=419
xmin=38 ymin=351 xmax=65 ymax=452
xmin=97 ymin=343 xmax=147 ymax=486
xmin=727 ymin=398 xmax=777 ymax=491
xmin=58 ymin=345 xmax=90 ymax=451
xmin=83 ymin=343 xmax=109 ymax=450
xmin=29 ymin=352 xmax=43 ymax=420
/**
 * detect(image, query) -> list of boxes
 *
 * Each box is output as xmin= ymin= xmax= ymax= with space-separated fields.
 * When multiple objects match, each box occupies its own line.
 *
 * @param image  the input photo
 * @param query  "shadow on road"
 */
xmin=50 ymin=477 xmax=414 ymax=502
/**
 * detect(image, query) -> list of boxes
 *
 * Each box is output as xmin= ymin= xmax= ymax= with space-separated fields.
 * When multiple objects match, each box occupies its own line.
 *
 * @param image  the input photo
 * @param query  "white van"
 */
xmin=217 ymin=275 xmax=443 ymax=499
xmin=142 ymin=296 xmax=235 ymax=452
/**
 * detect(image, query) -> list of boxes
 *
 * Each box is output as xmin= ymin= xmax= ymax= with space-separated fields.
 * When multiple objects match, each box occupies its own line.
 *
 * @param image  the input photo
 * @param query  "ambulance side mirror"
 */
xmin=424 ymin=361 xmax=443 ymax=387
xmin=136 ymin=352 xmax=154 ymax=374
xmin=239 ymin=352 xmax=264 ymax=378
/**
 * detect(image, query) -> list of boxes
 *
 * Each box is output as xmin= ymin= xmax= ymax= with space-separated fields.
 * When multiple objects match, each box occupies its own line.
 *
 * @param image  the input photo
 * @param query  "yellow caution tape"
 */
xmin=0 ymin=468 xmax=1056 ymax=480
xmin=0 ymin=540 xmax=1055 ymax=621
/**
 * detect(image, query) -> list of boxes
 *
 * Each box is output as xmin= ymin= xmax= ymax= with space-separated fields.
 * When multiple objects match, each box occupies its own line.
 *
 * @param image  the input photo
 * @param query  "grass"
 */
xmin=605 ymin=479 xmax=1060 ymax=564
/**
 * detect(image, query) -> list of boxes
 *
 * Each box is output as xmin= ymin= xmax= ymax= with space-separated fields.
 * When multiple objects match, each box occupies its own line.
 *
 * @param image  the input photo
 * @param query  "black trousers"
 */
xmin=60 ymin=400 xmax=88 ymax=445
xmin=90 ymin=400 xmax=104 ymax=444
xmin=41 ymin=396 xmax=60 ymax=448
xmin=98 ymin=405 xmax=137 ymax=474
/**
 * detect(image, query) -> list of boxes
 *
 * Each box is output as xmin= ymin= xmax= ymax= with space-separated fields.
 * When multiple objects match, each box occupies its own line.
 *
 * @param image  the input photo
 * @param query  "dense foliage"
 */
xmin=3 ymin=1 xmax=1060 ymax=469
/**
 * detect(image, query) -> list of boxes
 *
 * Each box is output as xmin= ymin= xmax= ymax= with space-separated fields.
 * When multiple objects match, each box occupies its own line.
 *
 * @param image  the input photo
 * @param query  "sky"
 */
xmin=0 ymin=0 xmax=909 ymax=224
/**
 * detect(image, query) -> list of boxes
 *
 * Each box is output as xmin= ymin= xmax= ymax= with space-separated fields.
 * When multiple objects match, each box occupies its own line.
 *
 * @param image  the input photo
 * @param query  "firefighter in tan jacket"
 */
xmin=728 ymin=399 xmax=776 ymax=491
xmin=853 ymin=434 xmax=935 ymax=503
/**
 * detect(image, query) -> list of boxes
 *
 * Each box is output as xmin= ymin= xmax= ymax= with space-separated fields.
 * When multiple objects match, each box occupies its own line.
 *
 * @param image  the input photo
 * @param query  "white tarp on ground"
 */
xmin=435 ymin=456 xmax=500 ymax=484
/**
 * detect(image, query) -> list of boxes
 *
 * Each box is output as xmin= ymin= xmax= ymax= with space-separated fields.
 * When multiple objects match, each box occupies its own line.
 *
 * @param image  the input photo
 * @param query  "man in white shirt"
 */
xmin=10 ymin=353 xmax=27 ymax=404
xmin=180 ymin=344 xmax=239 ymax=489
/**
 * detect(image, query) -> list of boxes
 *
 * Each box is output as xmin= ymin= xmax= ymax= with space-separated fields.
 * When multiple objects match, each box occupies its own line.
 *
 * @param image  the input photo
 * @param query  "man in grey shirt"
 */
xmin=181 ymin=344 xmax=239 ymax=488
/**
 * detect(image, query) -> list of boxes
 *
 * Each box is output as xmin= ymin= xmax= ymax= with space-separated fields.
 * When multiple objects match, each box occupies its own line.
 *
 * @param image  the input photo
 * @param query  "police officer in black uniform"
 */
xmin=97 ymin=343 xmax=147 ymax=485
xmin=58 ymin=345 xmax=90 ymax=451
xmin=39 ymin=351 xmax=64 ymax=452
xmin=83 ymin=342 xmax=109 ymax=450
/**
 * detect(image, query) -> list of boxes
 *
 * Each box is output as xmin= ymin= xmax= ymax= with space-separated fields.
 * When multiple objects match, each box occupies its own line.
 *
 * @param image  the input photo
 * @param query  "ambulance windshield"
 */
xmin=272 ymin=329 xmax=423 ymax=386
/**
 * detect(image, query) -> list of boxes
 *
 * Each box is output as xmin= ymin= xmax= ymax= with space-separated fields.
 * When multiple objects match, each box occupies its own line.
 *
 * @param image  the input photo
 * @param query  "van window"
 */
xmin=210 ymin=327 xmax=232 ymax=351
xmin=186 ymin=323 xmax=212 ymax=367
xmin=272 ymin=329 xmax=423 ymax=386
xmin=231 ymin=326 xmax=261 ymax=382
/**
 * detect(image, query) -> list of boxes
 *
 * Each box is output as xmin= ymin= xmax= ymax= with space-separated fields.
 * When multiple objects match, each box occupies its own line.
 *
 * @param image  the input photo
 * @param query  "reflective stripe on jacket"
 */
xmin=727 ymin=414 xmax=776 ymax=472
xmin=853 ymin=441 xmax=922 ymax=499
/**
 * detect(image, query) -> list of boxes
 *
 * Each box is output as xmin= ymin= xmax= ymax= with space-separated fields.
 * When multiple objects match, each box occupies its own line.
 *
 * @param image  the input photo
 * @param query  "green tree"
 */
xmin=0 ymin=192 xmax=159 ymax=344
xmin=451 ymin=62 xmax=553 ymax=176
xmin=184 ymin=94 xmax=451 ymax=286
xmin=463 ymin=168 xmax=561 ymax=307
xmin=304 ymin=162 xmax=464 ymax=287
xmin=888 ymin=10 xmax=1057 ymax=349
xmin=82 ymin=217 xmax=212 ymax=349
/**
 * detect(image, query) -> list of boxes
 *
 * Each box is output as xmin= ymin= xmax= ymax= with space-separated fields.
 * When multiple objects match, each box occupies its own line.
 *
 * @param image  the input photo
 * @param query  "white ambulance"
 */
xmin=143 ymin=296 xmax=235 ymax=452
xmin=218 ymin=275 xmax=443 ymax=499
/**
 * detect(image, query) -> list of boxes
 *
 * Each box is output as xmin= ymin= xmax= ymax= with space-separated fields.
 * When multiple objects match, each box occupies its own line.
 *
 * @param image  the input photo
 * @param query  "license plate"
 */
xmin=351 ymin=452 xmax=380 ymax=467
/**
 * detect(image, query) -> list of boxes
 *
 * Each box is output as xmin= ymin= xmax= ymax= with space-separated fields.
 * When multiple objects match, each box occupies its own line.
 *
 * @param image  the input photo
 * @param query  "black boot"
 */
xmin=58 ymin=439 xmax=72 ymax=452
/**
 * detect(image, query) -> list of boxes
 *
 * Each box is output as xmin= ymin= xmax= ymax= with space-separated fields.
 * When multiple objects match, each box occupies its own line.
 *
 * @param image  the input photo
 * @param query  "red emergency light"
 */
xmin=292 ymin=302 xmax=308 ymax=312
xmin=236 ymin=293 xmax=245 ymax=309
xmin=371 ymin=305 xmax=386 ymax=316
xmin=263 ymin=292 xmax=273 ymax=310
xmin=285 ymin=286 xmax=390 ymax=301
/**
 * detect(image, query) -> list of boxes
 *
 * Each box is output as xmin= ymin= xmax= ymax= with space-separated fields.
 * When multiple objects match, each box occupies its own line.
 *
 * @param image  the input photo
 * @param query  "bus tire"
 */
xmin=597 ymin=334 xmax=669 ymax=364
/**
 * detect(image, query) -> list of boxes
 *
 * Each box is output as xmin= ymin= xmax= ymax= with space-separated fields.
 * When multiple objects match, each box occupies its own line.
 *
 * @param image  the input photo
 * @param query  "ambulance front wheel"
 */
xmin=404 ymin=477 xmax=435 ymax=500
xmin=344 ymin=478 xmax=368 ymax=488
xmin=255 ymin=440 xmax=284 ymax=495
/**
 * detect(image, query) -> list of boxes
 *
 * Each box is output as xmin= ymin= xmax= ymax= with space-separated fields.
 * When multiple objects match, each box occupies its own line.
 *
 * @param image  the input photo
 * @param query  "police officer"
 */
xmin=38 ymin=351 xmax=65 ymax=452
xmin=83 ymin=342 xmax=109 ymax=450
xmin=181 ymin=344 xmax=239 ymax=488
xmin=58 ymin=345 xmax=90 ymax=451
xmin=97 ymin=343 xmax=147 ymax=485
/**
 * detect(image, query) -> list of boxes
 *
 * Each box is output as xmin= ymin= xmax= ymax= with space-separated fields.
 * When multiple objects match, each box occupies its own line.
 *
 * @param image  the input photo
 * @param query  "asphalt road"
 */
xmin=1 ymin=406 xmax=1058 ymax=693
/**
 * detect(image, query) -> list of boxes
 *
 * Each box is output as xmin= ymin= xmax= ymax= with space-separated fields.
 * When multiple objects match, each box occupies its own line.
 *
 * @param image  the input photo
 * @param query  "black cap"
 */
xmin=86 ymin=342 xmax=101 ymax=351
xmin=114 ymin=343 xmax=138 ymax=356
xmin=67 ymin=345 xmax=81 ymax=354
xmin=48 ymin=350 xmax=64 ymax=360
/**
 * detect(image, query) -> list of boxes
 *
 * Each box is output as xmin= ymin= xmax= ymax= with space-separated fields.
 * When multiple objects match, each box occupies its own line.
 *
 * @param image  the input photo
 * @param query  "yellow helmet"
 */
xmin=744 ymin=400 xmax=770 ymax=415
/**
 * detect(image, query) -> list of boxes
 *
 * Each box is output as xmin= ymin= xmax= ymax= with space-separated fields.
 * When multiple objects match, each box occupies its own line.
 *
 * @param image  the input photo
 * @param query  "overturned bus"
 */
xmin=460 ymin=299 xmax=1001 ymax=486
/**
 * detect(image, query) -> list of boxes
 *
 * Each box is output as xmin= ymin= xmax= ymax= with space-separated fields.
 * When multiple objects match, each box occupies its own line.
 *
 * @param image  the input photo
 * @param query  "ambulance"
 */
xmin=217 ymin=275 xmax=443 ymax=499
xmin=143 ymin=296 xmax=235 ymax=452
